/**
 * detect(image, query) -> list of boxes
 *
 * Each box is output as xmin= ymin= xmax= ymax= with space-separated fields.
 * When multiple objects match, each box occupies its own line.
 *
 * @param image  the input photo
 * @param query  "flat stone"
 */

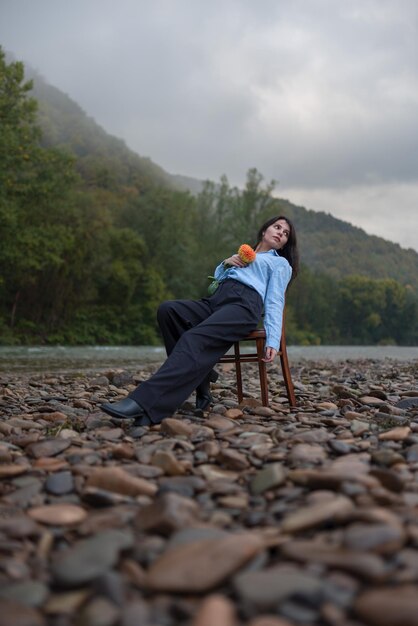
xmin=217 ymin=448 xmax=250 ymax=470
xmin=360 ymin=396 xmax=387 ymax=406
xmin=372 ymin=448 xmax=404 ymax=466
xmin=205 ymin=415 xmax=237 ymax=431
xmin=108 ymin=443 xmax=135 ymax=460
xmin=252 ymin=406 xmax=276 ymax=417
xmin=197 ymin=465 xmax=239 ymax=482
xmin=95 ymin=427 xmax=124 ymax=441
xmin=28 ymin=504 xmax=87 ymax=526
xmin=369 ymin=467 xmax=405 ymax=492
xmin=343 ymin=523 xmax=405 ymax=554
xmin=317 ymin=401 xmax=339 ymax=410
xmin=86 ymin=466 xmax=157 ymax=496
xmin=281 ymin=495 xmax=354 ymax=533
xmin=406 ymin=444 xmax=418 ymax=462
xmin=281 ymin=540 xmax=389 ymax=582
xmin=0 ymin=464 xmax=28 ymax=478
xmin=288 ymin=443 xmax=327 ymax=465
xmin=250 ymin=463 xmax=286 ymax=494
xmin=8 ymin=417 xmax=44 ymax=430
xmin=378 ymin=426 xmax=411 ymax=441
xmin=160 ymin=418 xmax=194 ymax=436
xmin=37 ymin=411 xmax=67 ymax=423
xmin=192 ymin=594 xmax=236 ymax=626
xmin=351 ymin=419 xmax=370 ymax=436
xmin=45 ymin=471 xmax=74 ymax=495
xmin=52 ymin=529 xmax=134 ymax=587
xmin=44 ymin=589 xmax=90 ymax=615
xmin=0 ymin=515 xmax=39 ymax=538
xmin=76 ymin=596 xmax=120 ymax=626
xmin=151 ymin=450 xmax=187 ymax=475
xmin=0 ymin=580 xmax=49 ymax=608
xmin=354 ymin=585 xmax=418 ymax=626
xmin=224 ymin=408 xmax=243 ymax=419
xmin=146 ymin=532 xmax=264 ymax=592
xmin=396 ymin=397 xmax=418 ymax=410
xmin=291 ymin=428 xmax=331 ymax=444
xmin=158 ymin=475 xmax=206 ymax=497
xmin=289 ymin=465 xmax=377 ymax=490
xmin=26 ymin=439 xmax=71 ymax=458
xmin=135 ymin=492 xmax=199 ymax=535
xmin=33 ymin=457 xmax=69 ymax=471
xmin=234 ymin=563 xmax=323 ymax=610
xmin=218 ymin=494 xmax=249 ymax=509
xmin=118 ymin=600 xmax=150 ymax=626
xmin=0 ymin=600 xmax=45 ymax=626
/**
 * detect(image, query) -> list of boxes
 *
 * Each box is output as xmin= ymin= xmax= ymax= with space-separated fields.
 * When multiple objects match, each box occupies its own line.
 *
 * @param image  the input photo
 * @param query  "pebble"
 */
xmin=51 ymin=529 xmax=134 ymax=586
xmin=45 ymin=470 xmax=74 ymax=495
xmin=135 ymin=492 xmax=199 ymax=535
xmin=250 ymin=463 xmax=286 ymax=494
xmin=146 ymin=532 xmax=264 ymax=592
xmin=281 ymin=494 xmax=354 ymax=533
xmin=191 ymin=594 xmax=237 ymax=626
xmin=86 ymin=466 xmax=157 ymax=496
xmin=0 ymin=600 xmax=45 ymax=626
xmin=234 ymin=563 xmax=323 ymax=610
xmin=1 ymin=359 xmax=418 ymax=624
xmin=354 ymin=585 xmax=418 ymax=626
xmin=28 ymin=504 xmax=87 ymax=526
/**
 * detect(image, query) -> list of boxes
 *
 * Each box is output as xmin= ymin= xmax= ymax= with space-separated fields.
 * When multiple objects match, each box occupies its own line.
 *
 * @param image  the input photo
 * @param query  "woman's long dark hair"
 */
xmin=255 ymin=215 xmax=299 ymax=282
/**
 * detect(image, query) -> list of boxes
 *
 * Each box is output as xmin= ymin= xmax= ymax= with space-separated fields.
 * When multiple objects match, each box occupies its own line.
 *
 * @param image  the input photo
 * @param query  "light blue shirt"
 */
xmin=214 ymin=250 xmax=292 ymax=350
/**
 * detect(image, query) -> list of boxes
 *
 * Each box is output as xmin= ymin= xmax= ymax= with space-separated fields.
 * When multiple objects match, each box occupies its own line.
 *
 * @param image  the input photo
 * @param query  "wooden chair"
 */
xmin=218 ymin=308 xmax=296 ymax=408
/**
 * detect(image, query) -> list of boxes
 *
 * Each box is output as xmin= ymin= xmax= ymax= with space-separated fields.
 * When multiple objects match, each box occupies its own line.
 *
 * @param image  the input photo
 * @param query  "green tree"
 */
xmin=0 ymin=49 xmax=80 ymax=334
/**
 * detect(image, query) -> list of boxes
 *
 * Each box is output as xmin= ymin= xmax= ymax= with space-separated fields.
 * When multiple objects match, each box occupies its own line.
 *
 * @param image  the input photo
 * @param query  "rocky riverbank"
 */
xmin=1 ymin=358 xmax=418 ymax=626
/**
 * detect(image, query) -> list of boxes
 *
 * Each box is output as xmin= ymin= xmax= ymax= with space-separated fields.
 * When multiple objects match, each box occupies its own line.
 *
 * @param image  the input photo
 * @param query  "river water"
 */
xmin=0 ymin=345 xmax=417 ymax=374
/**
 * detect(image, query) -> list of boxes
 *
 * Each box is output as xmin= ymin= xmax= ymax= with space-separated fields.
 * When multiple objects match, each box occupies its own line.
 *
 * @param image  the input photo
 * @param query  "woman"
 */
xmin=101 ymin=215 xmax=299 ymax=426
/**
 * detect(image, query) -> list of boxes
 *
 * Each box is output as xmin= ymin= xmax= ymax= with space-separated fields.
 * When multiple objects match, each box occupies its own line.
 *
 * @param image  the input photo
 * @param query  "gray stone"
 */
xmin=76 ymin=597 xmax=119 ymax=626
xmin=396 ymin=397 xmax=418 ymax=410
xmin=52 ymin=529 xmax=134 ymax=587
xmin=250 ymin=463 xmax=286 ymax=494
xmin=0 ymin=581 xmax=49 ymax=608
xmin=234 ymin=564 xmax=324 ymax=610
xmin=135 ymin=492 xmax=199 ymax=535
xmin=45 ymin=471 xmax=74 ymax=495
xmin=27 ymin=439 xmax=71 ymax=458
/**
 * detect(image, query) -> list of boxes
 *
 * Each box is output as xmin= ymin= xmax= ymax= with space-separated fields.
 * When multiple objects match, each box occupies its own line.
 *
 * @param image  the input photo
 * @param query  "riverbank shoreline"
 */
xmin=1 ymin=344 xmax=417 ymax=375
xmin=1 ymin=359 xmax=418 ymax=625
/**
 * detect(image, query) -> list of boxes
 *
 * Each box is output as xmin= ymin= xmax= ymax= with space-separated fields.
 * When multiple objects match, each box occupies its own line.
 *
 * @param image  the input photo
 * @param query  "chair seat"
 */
xmin=244 ymin=329 xmax=266 ymax=339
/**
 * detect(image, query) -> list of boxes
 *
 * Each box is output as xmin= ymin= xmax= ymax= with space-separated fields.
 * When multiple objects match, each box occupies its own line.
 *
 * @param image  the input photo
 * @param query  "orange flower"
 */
xmin=238 ymin=244 xmax=256 ymax=264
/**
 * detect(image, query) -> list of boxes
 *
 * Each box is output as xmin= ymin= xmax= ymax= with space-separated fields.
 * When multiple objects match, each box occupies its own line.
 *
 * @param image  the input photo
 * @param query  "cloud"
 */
xmin=279 ymin=182 xmax=418 ymax=251
xmin=1 ymin=0 xmax=418 ymax=250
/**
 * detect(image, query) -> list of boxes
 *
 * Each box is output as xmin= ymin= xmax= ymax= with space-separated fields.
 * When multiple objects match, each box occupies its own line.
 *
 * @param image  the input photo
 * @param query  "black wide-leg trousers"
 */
xmin=129 ymin=279 xmax=263 ymax=423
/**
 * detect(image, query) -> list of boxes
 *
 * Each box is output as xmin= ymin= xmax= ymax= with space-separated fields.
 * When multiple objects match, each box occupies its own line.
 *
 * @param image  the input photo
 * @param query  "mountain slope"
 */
xmin=26 ymin=66 xmax=183 ymax=193
xmin=275 ymin=199 xmax=418 ymax=290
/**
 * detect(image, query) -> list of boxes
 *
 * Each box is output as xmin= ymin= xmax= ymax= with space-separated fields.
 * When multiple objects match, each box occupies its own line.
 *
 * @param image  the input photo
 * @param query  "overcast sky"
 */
xmin=1 ymin=0 xmax=418 ymax=251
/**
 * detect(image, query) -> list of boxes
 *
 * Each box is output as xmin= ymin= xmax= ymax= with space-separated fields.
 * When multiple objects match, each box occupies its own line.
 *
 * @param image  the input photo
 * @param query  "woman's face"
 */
xmin=259 ymin=219 xmax=290 ymax=251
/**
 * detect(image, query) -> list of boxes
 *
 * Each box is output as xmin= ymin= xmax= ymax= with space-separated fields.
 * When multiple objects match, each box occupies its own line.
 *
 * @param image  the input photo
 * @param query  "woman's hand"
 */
xmin=262 ymin=347 xmax=277 ymax=362
xmin=224 ymin=254 xmax=246 ymax=267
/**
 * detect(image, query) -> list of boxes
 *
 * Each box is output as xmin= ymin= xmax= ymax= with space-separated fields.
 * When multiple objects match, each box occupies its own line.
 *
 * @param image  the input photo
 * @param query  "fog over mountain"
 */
xmin=1 ymin=0 xmax=418 ymax=250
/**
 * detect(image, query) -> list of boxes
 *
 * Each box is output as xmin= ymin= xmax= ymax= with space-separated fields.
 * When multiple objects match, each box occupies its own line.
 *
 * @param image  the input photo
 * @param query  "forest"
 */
xmin=1 ymin=49 xmax=417 ymax=347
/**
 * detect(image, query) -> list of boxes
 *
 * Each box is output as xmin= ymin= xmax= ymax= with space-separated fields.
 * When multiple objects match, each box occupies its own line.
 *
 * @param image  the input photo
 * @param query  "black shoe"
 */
xmin=100 ymin=398 xmax=152 ymax=426
xmin=195 ymin=370 xmax=219 ymax=411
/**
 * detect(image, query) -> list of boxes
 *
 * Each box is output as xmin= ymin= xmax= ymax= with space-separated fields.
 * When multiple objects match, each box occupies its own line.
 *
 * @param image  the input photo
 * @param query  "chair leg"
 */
xmin=280 ymin=347 xmax=297 ymax=408
xmin=255 ymin=337 xmax=269 ymax=407
xmin=234 ymin=342 xmax=243 ymax=403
